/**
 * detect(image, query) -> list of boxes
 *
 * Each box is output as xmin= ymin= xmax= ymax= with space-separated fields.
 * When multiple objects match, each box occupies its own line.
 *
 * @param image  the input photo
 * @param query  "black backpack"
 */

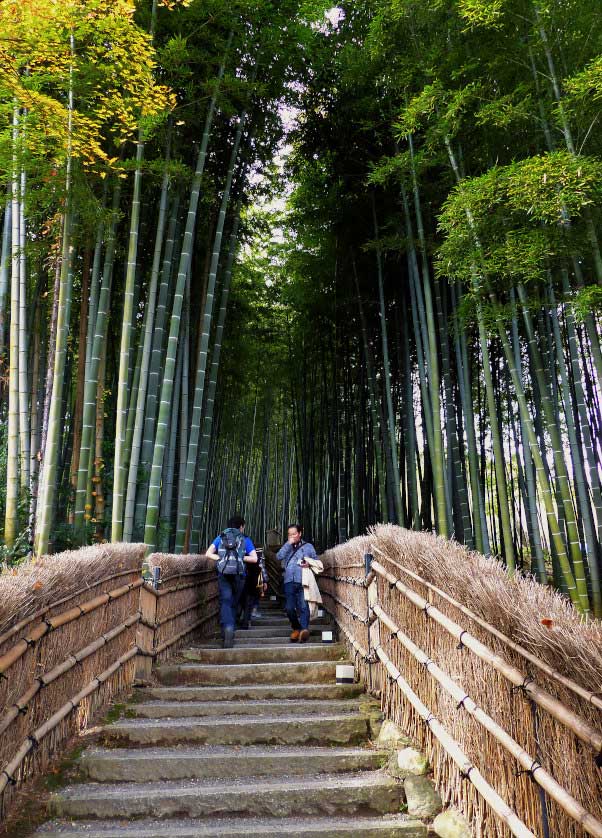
xmin=217 ymin=527 xmax=246 ymax=575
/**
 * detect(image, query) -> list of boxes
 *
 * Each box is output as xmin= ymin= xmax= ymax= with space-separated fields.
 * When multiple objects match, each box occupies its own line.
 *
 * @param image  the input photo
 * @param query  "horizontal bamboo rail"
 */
xmin=1 ymin=548 xmax=219 ymax=826
xmin=0 ymin=567 xmax=140 ymax=650
xmin=0 ymin=579 xmax=144 ymax=676
xmin=0 ymin=613 xmax=141 ymax=738
xmin=371 ymin=559 xmax=602 ymax=757
xmin=374 ymin=642 xmax=535 ymax=838
xmin=154 ymin=609 xmax=219 ymax=656
xmin=373 ymin=602 xmax=602 ymax=838
xmin=0 ymin=646 xmax=138 ymax=795
xmin=372 ymin=545 xmax=602 ymax=712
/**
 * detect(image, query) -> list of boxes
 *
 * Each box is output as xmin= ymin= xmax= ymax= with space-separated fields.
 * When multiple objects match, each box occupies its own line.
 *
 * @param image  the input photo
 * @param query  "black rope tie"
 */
xmin=24 ymin=636 xmax=36 ymax=648
xmin=459 ymin=766 xmax=473 ymax=781
xmin=456 ymin=694 xmax=470 ymax=710
xmin=424 ymin=712 xmax=435 ymax=727
xmin=457 ymin=630 xmax=468 ymax=650
xmin=388 ymin=581 xmax=396 ymax=590
xmin=27 ymin=734 xmax=39 ymax=750
xmin=42 ymin=617 xmax=54 ymax=632
xmin=515 ymin=760 xmax=541 ymax=781
xmin=423 ymin=603 xmax=432 ymax=617
xmin=512 ymin=675 xmax=535 ymax=696
xmin=78 ymin=605 xmax=86 ymax=617
xmin=1 ymin=769 xmax=16 ymax=786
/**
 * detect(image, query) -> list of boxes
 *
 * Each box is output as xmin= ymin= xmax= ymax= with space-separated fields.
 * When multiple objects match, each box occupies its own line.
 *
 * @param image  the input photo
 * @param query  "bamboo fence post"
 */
xmin=136 ymin=583 xmax=158 ymax=681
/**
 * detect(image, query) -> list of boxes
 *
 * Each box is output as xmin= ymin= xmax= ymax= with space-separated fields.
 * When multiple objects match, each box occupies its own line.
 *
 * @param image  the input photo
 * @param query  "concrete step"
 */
xmin=80 ymin=744 xmax=388 ymax=782
xmin=35 ymin=815 xmax=427 ymax=837
xmin=182 ymin=644 xmax=346 ymax=665
xmin=155 ymin=659 xmax=349 ymax=686
xmin=102 ymin=712 xmax=374 ymax=747
xmin=49 ymin=772 xmax=404 ymax=820
xmin=227 ymin=624 xmax=334 ymax=638
xmin=211 ymin=636 xmax=334 ymax=647
xmin=130 ymin=698 xmax=368 ymax=718
xmin=138 ymin=683 xmax=364 ymax=702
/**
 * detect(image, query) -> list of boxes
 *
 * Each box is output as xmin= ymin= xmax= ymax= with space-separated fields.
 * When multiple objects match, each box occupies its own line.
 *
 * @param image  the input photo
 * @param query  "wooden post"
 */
xmin=365 ymin=553 xmax=380 ymax=695
xmin=135 ymin=584 xmax=157 ymax=681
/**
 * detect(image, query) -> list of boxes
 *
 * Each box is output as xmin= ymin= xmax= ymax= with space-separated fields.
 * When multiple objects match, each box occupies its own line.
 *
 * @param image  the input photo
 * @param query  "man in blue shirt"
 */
xmin=277 ymin=524 xmax=318 ymax=642
xmin=206 ymin=515 xmax=258 ymax=648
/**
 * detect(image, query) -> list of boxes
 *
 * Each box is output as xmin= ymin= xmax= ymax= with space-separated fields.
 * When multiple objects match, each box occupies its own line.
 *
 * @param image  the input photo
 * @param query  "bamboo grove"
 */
xmin=0 ymin=0 xmax=331 ymax=560
xmin=2 ymin=0 xmax=602 ymax=620
xmin=208 ymin=0 xmax=602 ymax=617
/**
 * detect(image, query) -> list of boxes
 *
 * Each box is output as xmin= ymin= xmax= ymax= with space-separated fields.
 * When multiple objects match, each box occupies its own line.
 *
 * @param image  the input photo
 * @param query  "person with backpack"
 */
xmin=205 ymin=515 xmax=258 ymax=648
xmin=277 ymin=524 xmax=318 ymax=642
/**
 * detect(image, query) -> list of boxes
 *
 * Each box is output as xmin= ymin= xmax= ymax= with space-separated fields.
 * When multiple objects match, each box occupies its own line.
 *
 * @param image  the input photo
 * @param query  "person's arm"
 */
xmin=276 ymin=542 xmax=292 ymax=563
xmin=205 ymin=544 xmax=218 ymax=560
xmin=244 ymin=549 xmax=258 ymax=564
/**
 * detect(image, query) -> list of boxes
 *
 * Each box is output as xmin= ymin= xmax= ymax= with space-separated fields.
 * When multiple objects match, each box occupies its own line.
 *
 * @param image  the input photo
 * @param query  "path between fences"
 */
xmin=0 ymin=527 xmax=601 ymax=837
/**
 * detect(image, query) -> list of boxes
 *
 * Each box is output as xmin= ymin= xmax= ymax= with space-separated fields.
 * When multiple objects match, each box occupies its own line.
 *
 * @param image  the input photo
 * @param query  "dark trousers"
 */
xmin=238 ymin=579 xmax=260 ymax=628
xmin=284 ymin=581 xmax=310 ymax=631
xmin=218 ymin=574 xmax=245 ymax=631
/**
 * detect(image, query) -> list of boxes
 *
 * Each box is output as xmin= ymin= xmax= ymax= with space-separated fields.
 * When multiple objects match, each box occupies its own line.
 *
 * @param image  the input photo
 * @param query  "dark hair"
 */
xmin=287 ymin=524 xmax=303 ymax=533
xmin=228 ymin=515 xmax=246 ymax=529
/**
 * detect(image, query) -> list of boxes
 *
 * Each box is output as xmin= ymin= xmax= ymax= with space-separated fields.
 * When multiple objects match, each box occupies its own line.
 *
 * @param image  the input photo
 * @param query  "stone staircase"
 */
xmin=33 ymin=600 xmax=431 ymax=837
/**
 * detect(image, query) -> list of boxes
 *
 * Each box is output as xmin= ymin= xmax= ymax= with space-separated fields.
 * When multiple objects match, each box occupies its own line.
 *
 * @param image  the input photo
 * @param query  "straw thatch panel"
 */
xmin=0 ymin=543 xmax=145 ymax=822
xmin=146 ymin=553 xmax=219 ymax=660
xmin=320 ymin=526 xmax=602 ymax=838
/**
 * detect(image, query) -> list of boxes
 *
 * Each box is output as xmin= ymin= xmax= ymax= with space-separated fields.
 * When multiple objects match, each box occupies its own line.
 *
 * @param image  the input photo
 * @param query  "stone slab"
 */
xmin=139 ymin=683 xmax=365 ymax=702
xmin=50 ymin=772 xmax=404 ymax=820
xmin=130 ymin=698 xmax=363 ymax=719
xmin=102 ymin=712 xmax=372 ymax=747
xmin=182 ymin=644 xmax=346 ymax=665
xmin=155 ymin=660 xmax=347 ymax=686
xmin=80 ymin=745 xmax=388 ymax=782
xmin=35 ymin=815 xmax=427 ymax=837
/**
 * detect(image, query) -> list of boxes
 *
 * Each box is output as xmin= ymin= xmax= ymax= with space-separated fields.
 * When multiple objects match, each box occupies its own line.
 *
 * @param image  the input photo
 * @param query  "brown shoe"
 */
xmin=299 ymin=629 xmax=310 ymax=643
xmin=290 ymin=630 xmax=300 ymax=642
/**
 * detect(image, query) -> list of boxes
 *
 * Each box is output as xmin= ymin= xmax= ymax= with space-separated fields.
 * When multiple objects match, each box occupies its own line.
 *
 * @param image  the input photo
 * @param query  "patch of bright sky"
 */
xmin=246 ymin=7 xmax=344 ymax=281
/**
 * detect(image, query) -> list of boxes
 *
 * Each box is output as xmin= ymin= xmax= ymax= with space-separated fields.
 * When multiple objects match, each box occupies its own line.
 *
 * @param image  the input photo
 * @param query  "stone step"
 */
xmin=228 ymin=624 xmax=334 ymax=638
xmin=35 ymin=815 xmax=427 ymax=837
xmin=156 ymin=659 xmax=348 ymax=686
xmin=102 ymin=712 xmax=374 ymax=747
xmin=182 ymin=643 xmax=346 ymax=665
xmin=49 ymin=772 xmax=404 ymax=820
xmin=138 ymin=682 xmax=364 ymax=702
xmin=130 ymin=698 xmax=368 ymax=719
xmin=80 ymin=744 xmax=388 ymax=782
xmin=212 ymin=636 xmax=333 ymax=647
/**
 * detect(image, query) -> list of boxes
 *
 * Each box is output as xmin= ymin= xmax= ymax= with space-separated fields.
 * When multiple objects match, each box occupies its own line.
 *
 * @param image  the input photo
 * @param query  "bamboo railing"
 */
xmin=320 ymin=533 xmax=602 ymax=838
xmin=0 ymin=546 xmax=219 ymax=825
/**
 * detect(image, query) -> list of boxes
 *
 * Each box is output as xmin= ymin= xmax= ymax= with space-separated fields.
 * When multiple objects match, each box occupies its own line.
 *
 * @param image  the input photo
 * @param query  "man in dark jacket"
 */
xmin=277 ymin=524 xmax=317 ymax=642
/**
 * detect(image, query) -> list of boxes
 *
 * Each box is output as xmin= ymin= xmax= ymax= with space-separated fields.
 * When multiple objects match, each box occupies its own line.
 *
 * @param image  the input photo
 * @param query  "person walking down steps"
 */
xmin=277 ymin=523 xmax=318 ymax=642
xmin=206 ymin=515 xmax=258 ymax=648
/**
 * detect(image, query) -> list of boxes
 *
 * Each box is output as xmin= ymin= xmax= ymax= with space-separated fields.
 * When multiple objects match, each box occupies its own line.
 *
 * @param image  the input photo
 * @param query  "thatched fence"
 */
xmin=0 ymin=545 xmax=218 ymax=823
xmin=320 ymin=525 xmax=602 ymax=838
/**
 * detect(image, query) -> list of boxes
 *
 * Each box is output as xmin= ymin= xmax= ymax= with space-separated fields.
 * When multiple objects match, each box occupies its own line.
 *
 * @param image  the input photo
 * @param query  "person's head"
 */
xmin=228 ymin=515 xmax=246 ymax=532
xmin=287 ymin=524 xmax=303 ymax=545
